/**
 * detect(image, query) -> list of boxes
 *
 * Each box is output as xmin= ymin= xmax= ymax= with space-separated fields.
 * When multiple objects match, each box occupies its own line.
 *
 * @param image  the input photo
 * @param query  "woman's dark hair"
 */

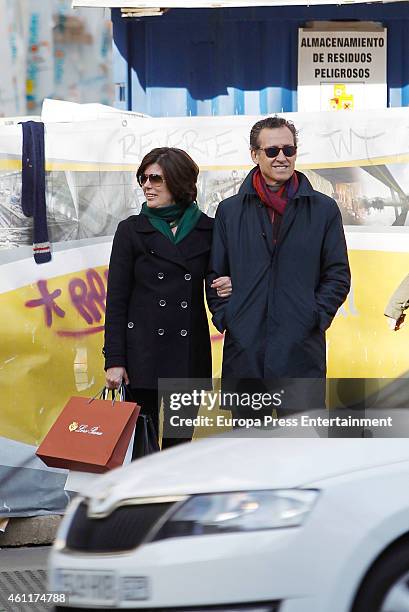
xmin=137 ymin=147 xmax=199 ymax=206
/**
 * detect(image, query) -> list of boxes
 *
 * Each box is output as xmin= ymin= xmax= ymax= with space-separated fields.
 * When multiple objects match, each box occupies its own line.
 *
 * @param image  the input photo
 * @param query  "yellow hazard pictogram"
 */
xmin=330 ymin=84 xmax=354 ymax=110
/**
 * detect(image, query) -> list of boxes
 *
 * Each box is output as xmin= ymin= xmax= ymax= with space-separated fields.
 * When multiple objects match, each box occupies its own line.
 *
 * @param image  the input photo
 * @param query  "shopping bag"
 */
xmin=64 ymin=388 xmax=137 ymax=491
xmin=36 ymin=388 xmax=140 ymax=473
xmin=131 ymin=414 xmax=160 ymax=460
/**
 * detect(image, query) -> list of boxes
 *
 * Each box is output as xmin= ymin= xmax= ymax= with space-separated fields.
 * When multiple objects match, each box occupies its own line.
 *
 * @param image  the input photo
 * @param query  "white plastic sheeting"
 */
xmin=0 ymin=0 xmax=113 ymax=117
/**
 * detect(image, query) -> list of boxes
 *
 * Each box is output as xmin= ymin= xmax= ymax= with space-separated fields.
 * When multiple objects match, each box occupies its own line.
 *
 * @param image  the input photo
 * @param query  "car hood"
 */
xmin=82 ymin=435 xmax=409 ymax=506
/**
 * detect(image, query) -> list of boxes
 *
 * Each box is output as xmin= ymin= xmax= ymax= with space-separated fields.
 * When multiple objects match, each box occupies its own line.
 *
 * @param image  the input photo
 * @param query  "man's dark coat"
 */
xmin=104 ymin=213 xmax=213 ymax=388
xmin=207 ymin=169 xmax=351 ymax=378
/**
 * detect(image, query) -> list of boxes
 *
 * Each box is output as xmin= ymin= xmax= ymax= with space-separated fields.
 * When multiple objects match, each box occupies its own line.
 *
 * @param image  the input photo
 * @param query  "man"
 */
xmin=209 ymin=116 xmax=350 ymax=390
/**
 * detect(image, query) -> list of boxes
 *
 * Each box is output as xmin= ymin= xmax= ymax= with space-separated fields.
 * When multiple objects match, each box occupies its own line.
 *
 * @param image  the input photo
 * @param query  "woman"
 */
xmin=104 ymin=147 xmax=231 ymax=449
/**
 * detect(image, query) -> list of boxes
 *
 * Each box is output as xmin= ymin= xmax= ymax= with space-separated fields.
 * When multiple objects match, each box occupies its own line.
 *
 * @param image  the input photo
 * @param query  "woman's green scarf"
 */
xmin=141 ymin=201 xmax=202 ymax=244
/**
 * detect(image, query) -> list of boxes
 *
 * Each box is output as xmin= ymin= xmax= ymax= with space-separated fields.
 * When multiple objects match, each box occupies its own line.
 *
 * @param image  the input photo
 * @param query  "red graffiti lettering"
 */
xmin=68 ymin=268 xmax=107 ymax=325
xmin=25 ymin=280 xmax=66 ymax=327
xmin=25 ymin=268 xmax=109 ymax=337
xmin=57 ymin=326 xmax=104 ymax=338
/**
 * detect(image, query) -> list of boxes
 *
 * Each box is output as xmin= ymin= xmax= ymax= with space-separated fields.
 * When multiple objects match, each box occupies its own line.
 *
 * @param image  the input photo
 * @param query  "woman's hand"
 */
xmin=211 ymin=276 xmax=232 ymax=298
xmin=105 ymin=366 xmax=129 ymax=389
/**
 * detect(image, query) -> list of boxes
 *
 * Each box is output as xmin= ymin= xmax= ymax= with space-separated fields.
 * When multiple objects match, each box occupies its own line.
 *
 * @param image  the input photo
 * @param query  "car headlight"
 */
xmin=153 ymin=489 xmax=319 ymax=540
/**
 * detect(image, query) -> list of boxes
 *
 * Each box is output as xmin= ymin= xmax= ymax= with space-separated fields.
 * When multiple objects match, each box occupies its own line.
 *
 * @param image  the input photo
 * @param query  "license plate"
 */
xmin=122 ymin=576 xmax=149 ymax=601
xmin=55 ymin=569 xmax=117 ymax=605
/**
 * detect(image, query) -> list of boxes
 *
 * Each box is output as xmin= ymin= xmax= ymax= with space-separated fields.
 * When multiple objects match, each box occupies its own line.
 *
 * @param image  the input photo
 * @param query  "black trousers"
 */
xmin=128 ymin=388 xmax=196 ymax=450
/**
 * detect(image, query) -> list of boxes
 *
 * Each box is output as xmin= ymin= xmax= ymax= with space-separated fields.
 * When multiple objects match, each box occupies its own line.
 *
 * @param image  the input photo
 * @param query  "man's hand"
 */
xmin=105 ymin=366 xmax=129 ymax=389
xmin=211 ymin=276 xmax=232 ymax=298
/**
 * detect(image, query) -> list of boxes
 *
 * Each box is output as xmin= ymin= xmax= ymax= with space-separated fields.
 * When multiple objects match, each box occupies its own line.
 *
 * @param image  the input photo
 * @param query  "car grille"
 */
xmin=65 ymin=500 xmax=174 ymax=553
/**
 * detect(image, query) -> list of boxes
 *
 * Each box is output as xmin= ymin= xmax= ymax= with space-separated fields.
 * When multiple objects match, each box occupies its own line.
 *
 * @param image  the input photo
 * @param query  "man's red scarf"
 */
xmin=252 ymin=168 xmax=299 ymax=218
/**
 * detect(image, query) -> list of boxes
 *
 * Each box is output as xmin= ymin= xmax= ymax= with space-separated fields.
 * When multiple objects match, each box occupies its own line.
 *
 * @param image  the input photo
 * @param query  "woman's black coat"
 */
xmin=104 ymin=213 xmax=213 ymax=388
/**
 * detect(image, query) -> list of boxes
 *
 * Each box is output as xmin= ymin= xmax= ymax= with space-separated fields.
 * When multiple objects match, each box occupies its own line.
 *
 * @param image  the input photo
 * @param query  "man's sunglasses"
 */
xmin=258 ymin=145 xmax=297 ymax=158
xmin=139 ymin=173 xmax=165 ymax=186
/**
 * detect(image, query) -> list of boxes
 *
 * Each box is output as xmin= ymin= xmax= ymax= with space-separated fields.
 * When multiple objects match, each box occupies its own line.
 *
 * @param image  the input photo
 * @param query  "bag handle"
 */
xmin=88 ymin=384 xmax=126 ymax=407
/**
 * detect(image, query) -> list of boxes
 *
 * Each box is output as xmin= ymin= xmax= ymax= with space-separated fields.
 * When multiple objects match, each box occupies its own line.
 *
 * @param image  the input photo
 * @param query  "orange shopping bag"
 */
xmin=36 ymin=388 xmax=140 ymax=473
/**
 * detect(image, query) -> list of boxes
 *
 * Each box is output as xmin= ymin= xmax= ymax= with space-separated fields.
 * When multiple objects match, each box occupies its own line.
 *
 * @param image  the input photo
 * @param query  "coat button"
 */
xmin=127 ymin=322 xmax=134 ymax=329
xmin=159 ymin=299 xmax=166 ymax=307
xmin=184 ymin=273 xmax=191 ymax=281
xmin=158 ymin=328 xmax=165 ymax=335
xmin=180 ymin=301 xmax=188 ymax=308
xmin=180 ymin=329 xmax=188 ymax=336
xmin=158 ymin=272 xmax=164 ymax=279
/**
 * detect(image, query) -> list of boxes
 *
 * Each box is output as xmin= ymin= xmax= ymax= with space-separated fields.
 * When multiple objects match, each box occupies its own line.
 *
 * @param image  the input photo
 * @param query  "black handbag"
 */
xmin=131 ymin=414 xmax=160 ymax=460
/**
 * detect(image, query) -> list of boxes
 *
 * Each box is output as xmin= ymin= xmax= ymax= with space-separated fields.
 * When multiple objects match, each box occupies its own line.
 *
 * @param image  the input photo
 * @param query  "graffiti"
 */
xmin=118 ymin=128 xmax=239 ymax=164
xmin=69 ymin=268 xmax=107 ymax=325
xmin=25 ymin=268 xmax=108 ymax=337
xmin=320 ymin=128 xmax=384 ymax=159
xmin=203 ymin=130 xmax=238 ymax=159
xmin=118 ymin=130 xmax=157 ymax=160
xmin=25 ymin=279 xmax=65 ymax=327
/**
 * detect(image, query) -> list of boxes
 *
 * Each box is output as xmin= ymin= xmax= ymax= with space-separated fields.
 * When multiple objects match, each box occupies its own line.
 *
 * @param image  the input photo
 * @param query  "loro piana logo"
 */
xmin=68 ymin=422 xmax=103 ymax=436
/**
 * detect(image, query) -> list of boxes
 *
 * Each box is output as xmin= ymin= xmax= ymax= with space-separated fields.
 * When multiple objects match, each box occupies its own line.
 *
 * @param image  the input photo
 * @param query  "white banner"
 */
xmin=3 ymin=106 xmax=409 ymax=169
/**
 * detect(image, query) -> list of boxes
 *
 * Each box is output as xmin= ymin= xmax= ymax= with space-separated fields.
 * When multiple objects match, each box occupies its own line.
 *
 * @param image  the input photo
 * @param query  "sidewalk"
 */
xmin=0 ymin=516 xmax=62 ymax=548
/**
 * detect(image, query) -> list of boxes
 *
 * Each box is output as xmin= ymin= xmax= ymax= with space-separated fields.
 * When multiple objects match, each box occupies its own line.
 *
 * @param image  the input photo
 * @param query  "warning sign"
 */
xmin=298 ymin=27 xmax=387 ymax=111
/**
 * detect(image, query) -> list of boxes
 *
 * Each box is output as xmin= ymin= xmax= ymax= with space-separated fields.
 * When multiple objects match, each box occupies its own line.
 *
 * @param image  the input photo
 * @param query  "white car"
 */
xmin=49 ymin=435 xmax=409 ymax=612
